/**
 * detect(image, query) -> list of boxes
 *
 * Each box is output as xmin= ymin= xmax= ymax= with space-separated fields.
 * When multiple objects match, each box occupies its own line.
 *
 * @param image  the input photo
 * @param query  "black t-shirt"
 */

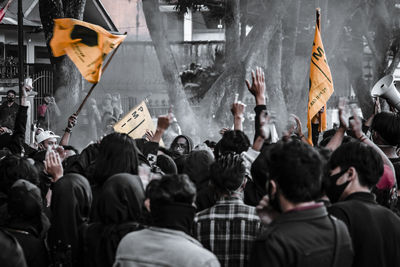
xmin=0 ymin=102 xmax=19 ymax=130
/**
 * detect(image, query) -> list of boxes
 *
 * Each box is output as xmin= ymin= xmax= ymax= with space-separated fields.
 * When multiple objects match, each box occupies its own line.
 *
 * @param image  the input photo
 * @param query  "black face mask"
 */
xmin=7 ymin=96 xmax=14 ymax=103
xmin=325 ymin=168 xmax=350 ymax=203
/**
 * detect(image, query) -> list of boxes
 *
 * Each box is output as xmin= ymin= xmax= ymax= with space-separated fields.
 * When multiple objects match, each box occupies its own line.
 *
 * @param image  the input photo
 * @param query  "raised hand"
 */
xmin=67 ymin=114 xmax=78 ymax=129
xmin=219 ymin=127 xmax=230 ymax=136
xmin=231 ymin=102 xmax=246 ymax=119
xmin=245 ymin=67 xmax=266 ymax=105
xmin=44 ymin=150 xmax=63 ymax=182
xmin=145 ymin=130 xmax=155 ymax=142
xmin=338 ymin=98 xmax=348 ymax=129
xmin=349 ymin=105 xmax=363 ymax=139
xmin=157 ymin=113 xmax=173 ymax=131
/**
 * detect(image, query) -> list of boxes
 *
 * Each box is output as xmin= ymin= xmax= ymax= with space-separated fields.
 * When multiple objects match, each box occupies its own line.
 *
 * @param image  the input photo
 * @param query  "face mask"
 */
xmin=7 ymin=96 xmax=14 ymax=103
xmin=325 ymin=168 xmax=350 ymax=203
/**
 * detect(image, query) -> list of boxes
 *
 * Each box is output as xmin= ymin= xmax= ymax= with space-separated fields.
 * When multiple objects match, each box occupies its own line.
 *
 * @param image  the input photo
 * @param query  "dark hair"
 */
xmin=204 ymin=140 xmax=217 ymax=149
xmin=0 ymin=155 xmax=39 ymax=194
xmin=210 ymin=153 xmax=246 ymax=194
xmin=6 ymin=90 xmax=16 ymax=95
xmin=182 ymin=150 xmax=214 ymax=189
xmin=156 ymin=154 xmax=177 ymax=175
xmin=265 ymin=140 xmax=323 ymax=203
xmin=146 ymin=174 xmax=196 ymax=208
xmin=371 ymin=111 xmax=400 ymax=146
xmin=214 ymin=130 xmax=251 ymax=159
xmin=329 ymin=141 xmax=384 ymax=188
xmin=93 ymin=133 xmax=139 ymax=186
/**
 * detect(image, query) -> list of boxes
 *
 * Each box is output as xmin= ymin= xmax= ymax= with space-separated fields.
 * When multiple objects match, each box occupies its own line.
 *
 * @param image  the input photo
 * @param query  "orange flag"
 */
xmin=307 ymin=12 xmax=334 ymax=145
xmin=50 ymin=18 xmax=126 ymax=83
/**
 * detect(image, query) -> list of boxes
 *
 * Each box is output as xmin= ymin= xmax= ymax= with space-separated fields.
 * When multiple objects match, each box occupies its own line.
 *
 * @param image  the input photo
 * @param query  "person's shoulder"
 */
xmin=116 ymin=228 xmax=147 ymax=252
xmin=183 ymin=239 xmax=220 ymax=265
xmin=195 ymin=207 xmax=213 ymax=219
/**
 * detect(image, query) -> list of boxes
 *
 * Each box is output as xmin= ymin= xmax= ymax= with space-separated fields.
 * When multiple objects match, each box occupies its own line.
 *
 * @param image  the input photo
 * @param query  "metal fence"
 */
xmin=32 ymin=70 xmax=54 ymax=121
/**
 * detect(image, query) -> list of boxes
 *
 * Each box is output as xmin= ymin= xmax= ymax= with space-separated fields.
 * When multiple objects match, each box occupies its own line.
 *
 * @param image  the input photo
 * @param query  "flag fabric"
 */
xmin=307 ymin=20 xmax=334 ymax=145
xmin=50 ymin=18 xmax=126 ymax=83
xmin=0 ymin=0 xmax=14 ymax=23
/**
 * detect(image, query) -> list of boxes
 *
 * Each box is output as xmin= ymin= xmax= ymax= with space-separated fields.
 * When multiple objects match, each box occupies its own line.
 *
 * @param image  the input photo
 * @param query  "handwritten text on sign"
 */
xmin=113 ymin=101 xmax=155 ymax=140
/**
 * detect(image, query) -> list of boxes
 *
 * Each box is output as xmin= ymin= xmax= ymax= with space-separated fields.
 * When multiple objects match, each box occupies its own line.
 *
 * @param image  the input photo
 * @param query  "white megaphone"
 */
xmin=371 ymin=74 xmax=400 ymax=110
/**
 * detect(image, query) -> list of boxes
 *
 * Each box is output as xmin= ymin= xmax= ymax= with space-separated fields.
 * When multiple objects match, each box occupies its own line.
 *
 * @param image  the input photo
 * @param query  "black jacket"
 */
xmin=328 ymin=192 xmax=400 ymax=267
xmin=250 ymin=204 xmax=353 ymax=267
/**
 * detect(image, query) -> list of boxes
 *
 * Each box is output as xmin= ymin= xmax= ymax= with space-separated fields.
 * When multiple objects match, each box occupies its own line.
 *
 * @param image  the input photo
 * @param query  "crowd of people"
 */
xmin=1 ymin=67 xmax=400 ymax=267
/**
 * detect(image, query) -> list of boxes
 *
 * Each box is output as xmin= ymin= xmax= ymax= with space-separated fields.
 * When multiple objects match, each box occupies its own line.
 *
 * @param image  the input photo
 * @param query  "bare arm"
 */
xmin=231 ymin=101 xmax=245 ymax=131
xmin=148 ymin=112 xmax=172 ymax=143
xmin=350 ymin=109 xmax=395 ymax=174
xmin=59 ymin=114 xmax=77 ymax=146
xmin=291 ymin=114 xmax=310 ymax=145
xmin=325 ymin=99 xmax=347 ymax=151
xmin=246 ymin=67 xmax=267 ymax=141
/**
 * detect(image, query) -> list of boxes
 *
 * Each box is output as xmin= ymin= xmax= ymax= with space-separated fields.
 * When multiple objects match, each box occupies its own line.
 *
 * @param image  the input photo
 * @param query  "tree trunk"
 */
xmin=266 ymin=23 xmax=288 ymax=134
xmin=214 ymin=0 xmax=242 ymax=124
xmin=225 ymin=0 xmax=240 ymax=59
xmin=281 ymin=0 xmax=300 ymax=113
xmin=200 ymin=0 xmax=292 ymax=127
xmin=39 ymin=0 xmax=86 ymax=132
xmin=142 ymin=0 xmax=198 ymax=135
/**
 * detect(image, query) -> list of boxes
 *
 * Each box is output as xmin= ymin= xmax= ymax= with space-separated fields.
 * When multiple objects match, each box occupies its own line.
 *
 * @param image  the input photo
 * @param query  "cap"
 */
xmin=36 ymin=130 xmax=60 ymax=144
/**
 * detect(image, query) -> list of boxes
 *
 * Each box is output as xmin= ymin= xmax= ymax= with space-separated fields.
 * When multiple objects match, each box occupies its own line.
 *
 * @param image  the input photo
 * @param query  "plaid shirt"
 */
xmin=194 ymin=196 xmax=261 ymax=267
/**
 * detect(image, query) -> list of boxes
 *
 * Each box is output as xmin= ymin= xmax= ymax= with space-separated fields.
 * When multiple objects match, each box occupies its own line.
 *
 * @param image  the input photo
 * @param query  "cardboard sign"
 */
xmin=114 ymin=101 xmax=154 ymax=138
xmin=114 ymin=101 xmax=164 ymax=146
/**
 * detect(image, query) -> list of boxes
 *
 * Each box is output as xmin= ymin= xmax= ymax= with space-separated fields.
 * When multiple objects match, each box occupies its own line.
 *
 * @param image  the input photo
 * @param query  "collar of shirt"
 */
xmin=343 ymin=191 xmax=376 ymax=204
xmin=272 ymin=204 xmax=328 ymax=224
xmin=216 ymin=195 xmax=244 ymax=205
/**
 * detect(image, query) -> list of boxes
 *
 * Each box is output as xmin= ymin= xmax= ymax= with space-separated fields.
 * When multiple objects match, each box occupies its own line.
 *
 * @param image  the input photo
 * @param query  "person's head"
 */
xmin=97 ymin=173 xmax=145 ymax=224
xmin=146 ymin=174 xmax=196 ymax=211
xmin=103 ymin=94 xmax=112 ymax=106
xmin=371 ymin=111 xmax=400 ymax=146
xmin=93 ymin=133 xmax=139 ymax=186
xmin=203 ymin=140 xmax=217 ymax=151
xmin=89 ymin=98 xmax=97 ymax=107
xmin=144 ymin=174 xmax=197 ymax=232
xmin=0 ymin=155 xmax=39 ymax=195
xmin=7 ymin=179 xmax=43 ymax=232
xmin=170 ymin=135 xmax=193 ymax=155
xmin=264 ymin=140 xmax=323 ymax=208
xmin=210 ymin=153 xmax=247 ymax=196
xmin=183 ymin=150 xmax=214 ymax=190
xmin=48 ymin=173 xmax=92 ymax=260
xmin=35 ymin=130 xmax=60 ymax=151
xmin=6 ymin=90 xmax=16 ymax=103
xmin=326 ymin=141 xmax=384 ymax=203
xmin=214 ymin=130 xmax=251 ymax=159
xmin=156 ymin=154 xmax=178 ymax=175
xmin=43 ymin=93 xmax=52 ymax=105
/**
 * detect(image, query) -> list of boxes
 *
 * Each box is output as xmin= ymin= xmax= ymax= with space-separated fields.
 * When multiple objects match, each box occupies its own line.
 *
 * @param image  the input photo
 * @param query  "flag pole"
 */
xmin=75 ymin=32 xmax=127 ymax=115
xmin=316 ymin=8 xmax=321 ymax=30
xmin=18 ymin=0 xmax=24 ymax=99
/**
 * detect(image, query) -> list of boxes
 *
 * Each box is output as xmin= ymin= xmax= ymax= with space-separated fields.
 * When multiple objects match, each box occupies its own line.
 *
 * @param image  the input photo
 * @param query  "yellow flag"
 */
xmin=50 ymin=18 xmax=126 ymax=83
xmin=307 ymin=22 xmax=334 ymax=145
